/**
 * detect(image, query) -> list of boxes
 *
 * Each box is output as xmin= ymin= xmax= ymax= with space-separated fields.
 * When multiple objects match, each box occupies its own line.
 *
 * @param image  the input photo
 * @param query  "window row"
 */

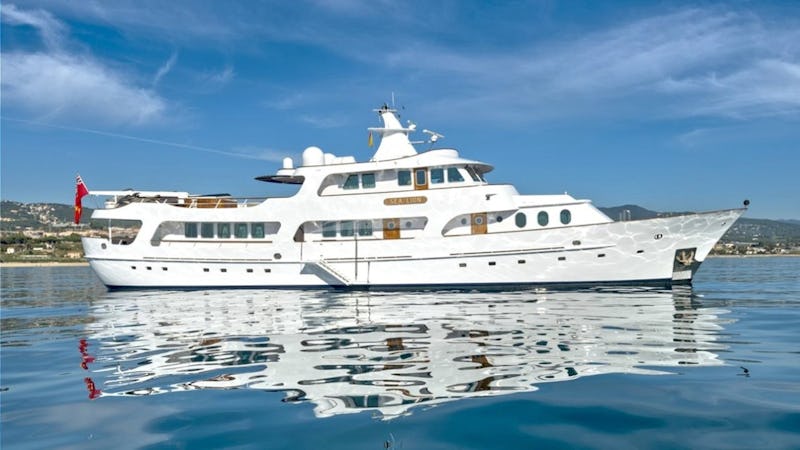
xmin=343 ymin=173 xmax=376 ymax=190
xmin=514 ymin=209 xmax=572 ymax=228
xmin=397 ymin=167 xmax=466 ymax=186
xmin=322 ymin=220 xmax=374 ymax=238
xmin=184 ymin=222 xmax=279 ymax=239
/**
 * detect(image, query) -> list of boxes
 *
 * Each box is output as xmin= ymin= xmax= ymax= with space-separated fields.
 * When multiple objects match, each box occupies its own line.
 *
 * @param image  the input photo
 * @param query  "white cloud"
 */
xmin=0 ymin=3 xmax=66 ymax=49
xmin=152 ymin=51 xmax=178 ymax=87
xmin=201 ymin=65 xmax=235 ymax=85
xmin=3 ymin=52 xmax=166 ymax=125
xmin=1 ymin=3 xmax=169 ymax=125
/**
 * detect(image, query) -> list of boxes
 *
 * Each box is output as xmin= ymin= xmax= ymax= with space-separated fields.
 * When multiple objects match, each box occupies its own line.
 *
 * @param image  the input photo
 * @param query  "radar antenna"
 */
xmin=422 ymin=129 xmax=445 ymax=146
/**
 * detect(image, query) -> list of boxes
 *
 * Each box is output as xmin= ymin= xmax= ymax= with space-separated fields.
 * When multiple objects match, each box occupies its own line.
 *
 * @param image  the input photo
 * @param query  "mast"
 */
xmin=368 ymin=105 xmax=418 ymax=161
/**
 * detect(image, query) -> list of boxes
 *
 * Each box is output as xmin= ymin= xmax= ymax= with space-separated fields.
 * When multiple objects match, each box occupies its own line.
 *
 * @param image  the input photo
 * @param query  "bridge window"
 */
xmin=362 ymin=173 xmax=376 ymax=189
xmin=466 ymin=167 xmax=481 ymax=182
xmin=235 ymin=223 xmax=249 ymax=238
xmin=398 ymin=170 xmax=411 ymax=186
xmin=430 ymin=168 xmax=445 ymax=184
xmin=447 ymin=167 xmax=464 ymax=182
xmin=184 ymin=222 xmax=198 ymax=238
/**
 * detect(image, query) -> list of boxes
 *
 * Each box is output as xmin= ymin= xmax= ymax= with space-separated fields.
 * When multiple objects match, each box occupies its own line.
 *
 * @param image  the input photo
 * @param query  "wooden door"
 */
xmin=471 ymin=213 xmax=487 ymax=234
xmin=383 ymin=218 xmax=400 ymax=239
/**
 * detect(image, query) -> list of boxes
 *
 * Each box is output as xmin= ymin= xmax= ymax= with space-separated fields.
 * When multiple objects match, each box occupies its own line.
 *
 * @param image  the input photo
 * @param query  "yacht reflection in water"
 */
xmin=84 ymin=288 xmax=729 ymax=418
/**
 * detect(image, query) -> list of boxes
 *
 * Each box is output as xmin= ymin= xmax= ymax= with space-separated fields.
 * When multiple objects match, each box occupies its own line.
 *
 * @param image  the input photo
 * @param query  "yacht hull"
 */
xmin=83 ymin=208 xmax=743 ymax=290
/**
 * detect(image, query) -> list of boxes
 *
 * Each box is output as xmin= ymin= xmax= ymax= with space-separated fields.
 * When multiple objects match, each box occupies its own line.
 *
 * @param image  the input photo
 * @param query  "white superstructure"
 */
xmin=82 ymin=104 xmax=745 ymax=289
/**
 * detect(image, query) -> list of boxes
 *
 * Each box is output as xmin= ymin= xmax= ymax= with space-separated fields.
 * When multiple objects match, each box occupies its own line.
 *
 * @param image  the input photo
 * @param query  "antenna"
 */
xmin=391 ymin=92 xmax=395 ymax=108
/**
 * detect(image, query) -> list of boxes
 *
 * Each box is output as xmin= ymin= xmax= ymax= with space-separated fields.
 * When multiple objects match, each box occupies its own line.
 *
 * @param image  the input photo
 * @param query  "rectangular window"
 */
xmin=430 ymin=168 xmax=445 ymax=184
xmin=252 ymin=223 xmax=265 ymax=238
xmin=218 ymin=223 xmax=231 ymax=238
xmin=184 ymin=222 xmax=198 ymax=238
xmin=361 ymin=173 xmax=376 ymax=188
xmin=235 ymin=223 xmax=249 ymax=238
xmin=447 ymin=167 xmax=464 ymax=182
xmin=358 ymin=220 xmax=373 ymax=236
xmin=340 ymin=220 xmax=354 ymax=237
xmin=343 ymin=174 xmax=360 ymax=190
xmin=397 ymin=170 xmax=411 ymax=186
xmin=415 ymin=169 xmax=427 ymax=186
xmin=322 ymin=221 xmax=337 ymax=238
xmin=201 ymin=222 xmax=215 ymax=238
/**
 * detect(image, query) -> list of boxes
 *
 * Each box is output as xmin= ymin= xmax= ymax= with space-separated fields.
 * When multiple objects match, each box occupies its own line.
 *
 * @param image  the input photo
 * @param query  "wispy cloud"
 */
xmin=0 ymin=3 xmax=66 ymax=49
xmin=1 ymin=3 xmax=169 ymax=126
xmin=201 ymin=65 xmax=235 ymax=85
xmin=152 ymin=51 xmax=178 ymax=87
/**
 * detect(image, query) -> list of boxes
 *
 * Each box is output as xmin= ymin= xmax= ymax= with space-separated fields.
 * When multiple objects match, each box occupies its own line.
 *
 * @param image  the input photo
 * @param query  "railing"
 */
xmin=106 ymin=195 xmax=269 ymax=209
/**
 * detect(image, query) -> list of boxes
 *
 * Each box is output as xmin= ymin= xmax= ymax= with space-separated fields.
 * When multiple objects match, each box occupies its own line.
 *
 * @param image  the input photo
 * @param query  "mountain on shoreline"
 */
xmin=2 ymin=200 xmax=799 ymax=245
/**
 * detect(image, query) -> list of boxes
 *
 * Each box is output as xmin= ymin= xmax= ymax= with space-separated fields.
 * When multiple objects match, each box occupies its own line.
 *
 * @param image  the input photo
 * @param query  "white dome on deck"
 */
xmin=302 ymin=146 xmax=324 ymax=166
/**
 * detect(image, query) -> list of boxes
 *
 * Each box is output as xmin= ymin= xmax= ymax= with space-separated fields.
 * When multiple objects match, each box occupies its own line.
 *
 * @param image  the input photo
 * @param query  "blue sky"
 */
xmin=2 ymin=1 xmax=799 ymax=219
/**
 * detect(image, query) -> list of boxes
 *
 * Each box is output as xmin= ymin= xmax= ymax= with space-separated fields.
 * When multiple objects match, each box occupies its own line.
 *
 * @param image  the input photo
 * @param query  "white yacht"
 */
xmin=82 ymin=104 xmax=745 ymax=289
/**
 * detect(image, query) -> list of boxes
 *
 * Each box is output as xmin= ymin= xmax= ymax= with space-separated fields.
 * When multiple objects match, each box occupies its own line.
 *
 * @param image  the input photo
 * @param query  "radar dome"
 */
xmin=302 ymin=146 xmax=324 ymax=166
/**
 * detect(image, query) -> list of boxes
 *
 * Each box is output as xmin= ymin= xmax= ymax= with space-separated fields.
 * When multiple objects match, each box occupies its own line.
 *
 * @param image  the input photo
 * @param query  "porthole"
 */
xmin=387 ymin=221 xmax=397 ymax=230
xmin=274 ymin=253 xmax=282 ymax=260
xmin=488 ymin=261 xmax=496 ymax=266
xmin=557 ymin=256 xmax=566 ymax=261
xmin=246 ymin=268 xmax=253 ymax=273
xmin=405 ymin=221 xmax=412 ymax=228
xmin=101 ymin=243 xmax=107 ymax=249
xmin=264 ymin=268 xmax=271 ymax=273
xmin=496 ymin=216 xmax=503 ymax=223
xmin=517 ymin=260 xmax=526 ymax=264
xmin=131 ymin=266 xmax=136 ymax=270
xmin=162 ymin=267 xmax=168 ymax=271
xmin=460 ymin=218 xmax=468 ymax=226
xmin=146 ymin=266 xmax=152 ymax=271
xmin=538 ymin=211 xmax=549 ymax=226
xmin=474 ymin=215 xmax=485 ymax=225
xmin=515 ymin=212 xmax=527 ymax=228
xmin=221 ymin=268 xmax=227 ymax=273
xmin=459 ymin=263 xmax=467 ymax=268
xmin=560 ymin=209 xmax=572 ymax=225
xmin=572 ymin=240 xmax=581 ymax=246
xmin=203 ymin=268 xmax=209 ymax=272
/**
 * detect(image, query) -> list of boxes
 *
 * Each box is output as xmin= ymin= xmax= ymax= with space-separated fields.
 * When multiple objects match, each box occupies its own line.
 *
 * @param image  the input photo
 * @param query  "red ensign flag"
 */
xmin=74 ymin=175 xmax=89 ymax=224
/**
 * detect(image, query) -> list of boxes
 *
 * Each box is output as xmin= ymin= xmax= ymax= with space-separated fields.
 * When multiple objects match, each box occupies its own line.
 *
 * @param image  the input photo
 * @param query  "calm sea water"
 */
xmin=1 ymin=257 xmax=799 ymax=449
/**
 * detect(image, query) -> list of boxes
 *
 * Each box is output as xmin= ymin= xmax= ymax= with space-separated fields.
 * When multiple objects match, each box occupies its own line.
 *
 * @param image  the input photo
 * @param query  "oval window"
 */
xmin=538 ymin=211 xmax=549 ymax=226
xmin=515 ymin=212 xmax=527 ymax=228
xmin=560 ymin=209 xmax=572 ymax=225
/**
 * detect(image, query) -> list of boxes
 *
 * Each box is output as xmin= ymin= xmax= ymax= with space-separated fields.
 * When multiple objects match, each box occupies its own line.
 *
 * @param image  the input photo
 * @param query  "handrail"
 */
xmin=105 ymin=196 xmax=269 ymax=209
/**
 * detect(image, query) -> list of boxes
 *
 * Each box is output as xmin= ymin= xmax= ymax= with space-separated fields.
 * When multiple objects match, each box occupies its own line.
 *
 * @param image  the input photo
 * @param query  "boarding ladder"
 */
xmin=315 ymin=259 xmax=351 ymax=286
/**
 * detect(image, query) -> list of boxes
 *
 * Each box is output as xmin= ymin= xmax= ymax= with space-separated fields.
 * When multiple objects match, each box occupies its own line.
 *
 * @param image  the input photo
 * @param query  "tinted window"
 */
xmin=358 ymin=220 xmax=373 ymax=236
xmin=201 ymin=222 xmax=214 ymax=238
xmin=560 ymin=209 xmax=572 ymax=225
xmin=343 ymin=174 xmax=359 ymax=190
xmin=252 ymin=223 xmax=265 ymax=238
xmin=415 ymin=169 xmax=427 ymax=186
xmin=322 ymin=221 xmax=336 ymax=238
xmin=184 ymin=222 xmax=198 ymax=238
xmin=430 ymin=168 xmax=445 ymax=184
xmin=362 ymin=173 xmax=376 ymax=188
xmin=397 ymin=170 xmax=411 ymax=186
xmin=537 ymin=211 xmax=549 ymax=226
xmin=218 ymin=223 xmax=231 ymax=238
xmin=515 ymin=213 xmax=527 ymax=228
xmin=235 ymin=223 xmax=248 ymax=238
xmin=447 ymin=167 xmax=464 ymax=182
xmin=340 ymin=220 xmax=354 ymax=237
xmin=466 ymin=167 xmax=480 ymax=182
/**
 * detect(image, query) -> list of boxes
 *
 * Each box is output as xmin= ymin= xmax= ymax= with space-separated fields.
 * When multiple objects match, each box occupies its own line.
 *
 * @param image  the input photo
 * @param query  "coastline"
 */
xmin=0 ymin=261 xmax=90 ymax=268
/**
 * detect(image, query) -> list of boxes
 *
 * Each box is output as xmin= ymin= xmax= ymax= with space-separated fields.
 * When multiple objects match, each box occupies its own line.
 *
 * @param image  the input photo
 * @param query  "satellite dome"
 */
xmin=302 ymin=146 xmax=324 ymax=166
